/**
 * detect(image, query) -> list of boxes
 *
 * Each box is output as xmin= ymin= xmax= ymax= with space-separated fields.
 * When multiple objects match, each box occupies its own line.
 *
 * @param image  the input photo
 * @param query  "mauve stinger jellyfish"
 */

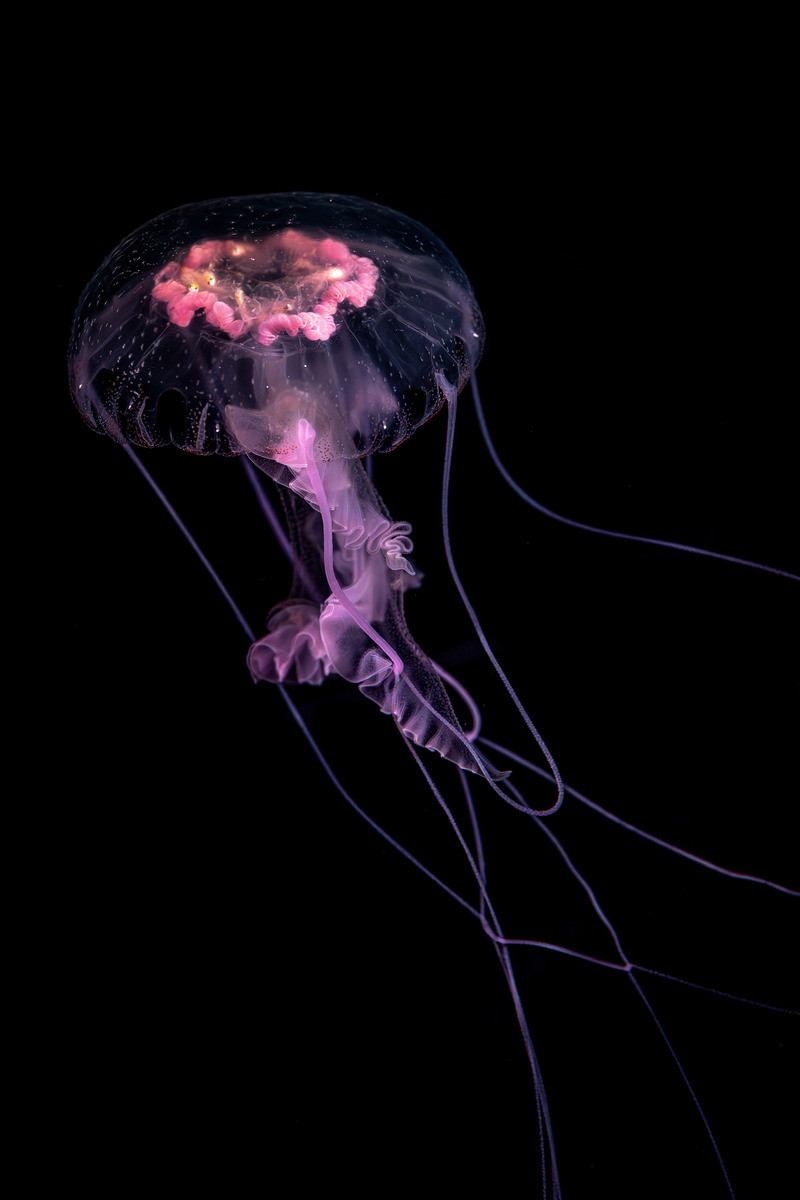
xmin=69 ymin=193 xmax=508 ymax=786
xmin=67 ymin=193 xmax=798 ymax=1198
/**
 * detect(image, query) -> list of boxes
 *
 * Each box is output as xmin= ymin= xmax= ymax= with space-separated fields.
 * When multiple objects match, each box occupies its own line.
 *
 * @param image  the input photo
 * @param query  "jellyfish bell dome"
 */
xmin=68 ymin=193 xmax=484 ymax=462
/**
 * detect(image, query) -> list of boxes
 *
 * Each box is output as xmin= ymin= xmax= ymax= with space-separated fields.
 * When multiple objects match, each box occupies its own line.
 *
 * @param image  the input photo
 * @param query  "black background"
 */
xmin=34 ymin=74 xmax=798 ymax=1200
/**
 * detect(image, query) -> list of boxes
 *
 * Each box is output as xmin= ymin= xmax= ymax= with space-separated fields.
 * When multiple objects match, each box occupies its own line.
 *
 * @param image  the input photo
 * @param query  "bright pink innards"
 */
xmin=151 ymin=229 xmax=379 ymax=345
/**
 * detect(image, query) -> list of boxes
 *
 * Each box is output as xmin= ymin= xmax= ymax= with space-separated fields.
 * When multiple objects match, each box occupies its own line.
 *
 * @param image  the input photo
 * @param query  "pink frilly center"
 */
xmin=150 ymin=228 xmax=379 ymax=346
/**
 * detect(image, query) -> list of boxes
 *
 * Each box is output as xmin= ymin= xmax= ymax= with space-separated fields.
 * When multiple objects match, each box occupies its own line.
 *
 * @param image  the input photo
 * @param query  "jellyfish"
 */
xmin=67 ymin=194 xmax=798 ymax=1197
xmin=69 ymin=194 xmax=510 ymax=783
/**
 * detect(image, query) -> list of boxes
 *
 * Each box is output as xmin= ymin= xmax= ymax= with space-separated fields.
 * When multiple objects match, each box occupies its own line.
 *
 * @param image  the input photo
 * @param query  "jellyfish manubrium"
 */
xmin=68 ymin=194 xmax=797 ymax=1198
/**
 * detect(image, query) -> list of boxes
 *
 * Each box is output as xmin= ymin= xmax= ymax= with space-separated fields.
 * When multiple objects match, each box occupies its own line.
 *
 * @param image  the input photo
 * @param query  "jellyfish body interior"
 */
xmin=69 ymin=194 xmax=798 ymax=1199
